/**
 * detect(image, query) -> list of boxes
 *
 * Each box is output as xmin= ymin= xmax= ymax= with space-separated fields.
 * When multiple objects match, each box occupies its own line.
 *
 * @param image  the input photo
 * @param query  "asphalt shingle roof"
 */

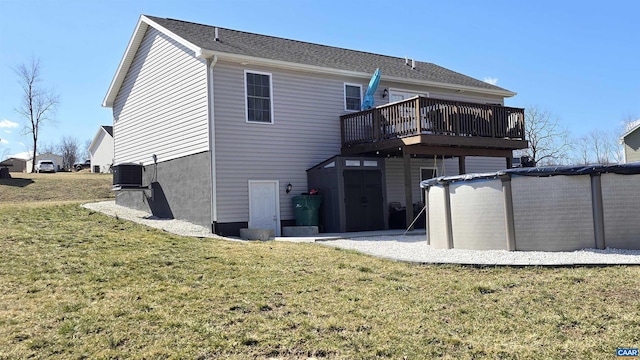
xmin=146 ymin=16 xmax=511 ymax=94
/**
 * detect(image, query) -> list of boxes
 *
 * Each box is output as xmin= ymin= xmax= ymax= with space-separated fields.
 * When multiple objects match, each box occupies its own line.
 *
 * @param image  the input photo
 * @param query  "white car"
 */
xmin=35 ymin=160 xmax=56 ymax=173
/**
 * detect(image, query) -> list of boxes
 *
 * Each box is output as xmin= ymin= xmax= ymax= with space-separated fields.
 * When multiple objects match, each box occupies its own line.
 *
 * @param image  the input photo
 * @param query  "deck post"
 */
xmin=403 ymin=148 xmax=414 ymax=231
xmin=458 ymin=155 xmax=466 ymax=175
xmin=372 ymin=110 xmax=380 ymax=141
xmin=340 ymin=116 xmax=346 ymax=145
xmin=506 ymin=156 xmax=513 ymax=168
xmin=414 ymin=97 xmax=421 ymax=134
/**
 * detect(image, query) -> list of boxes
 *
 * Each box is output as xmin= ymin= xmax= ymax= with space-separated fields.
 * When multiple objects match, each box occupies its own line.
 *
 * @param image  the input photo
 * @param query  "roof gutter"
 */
xmin=206 ymin=55 xmax=219 ymax=224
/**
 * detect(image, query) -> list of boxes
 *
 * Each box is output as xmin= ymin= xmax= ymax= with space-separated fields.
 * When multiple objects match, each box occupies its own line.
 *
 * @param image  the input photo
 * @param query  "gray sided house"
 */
xmin=103 ymin=15 xmax=527 ymax=237
xmin=0 ymin=157 xmax=27 ymax=173
xmin=621 ymin=122 xmax=640 ymax=163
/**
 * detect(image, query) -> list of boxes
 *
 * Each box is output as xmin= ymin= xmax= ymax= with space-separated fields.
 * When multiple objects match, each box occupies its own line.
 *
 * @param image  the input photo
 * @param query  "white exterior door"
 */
xmin=248 ymin=180 xmax=280 ymax=236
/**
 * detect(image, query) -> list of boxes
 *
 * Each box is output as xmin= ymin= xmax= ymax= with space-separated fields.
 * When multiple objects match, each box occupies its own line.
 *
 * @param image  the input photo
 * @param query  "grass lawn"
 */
xmin=1 ymin=172 xmax=639 ymax=359
xmin=0 ymin=172 xmax=114 ymax=203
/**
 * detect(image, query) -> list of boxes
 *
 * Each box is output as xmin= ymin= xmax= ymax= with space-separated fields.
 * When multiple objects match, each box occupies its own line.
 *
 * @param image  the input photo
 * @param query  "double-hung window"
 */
xmin=344 ymin=83 xmax=362 ymax=112
xmin=245 ymin=71 xmax=273 ymax=123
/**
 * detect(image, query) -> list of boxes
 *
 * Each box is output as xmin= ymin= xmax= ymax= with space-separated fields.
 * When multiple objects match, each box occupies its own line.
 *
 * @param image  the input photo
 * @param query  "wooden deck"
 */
xmin=340 ymin=96 xmax=527 ymax=156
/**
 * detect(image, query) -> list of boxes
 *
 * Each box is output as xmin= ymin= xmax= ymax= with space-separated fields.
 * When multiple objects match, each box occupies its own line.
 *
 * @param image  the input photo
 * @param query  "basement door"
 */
xmin=344 ymin=170 xmax=384 ymax=232
xmin=248 ymin=180 xmax=280 ymax=236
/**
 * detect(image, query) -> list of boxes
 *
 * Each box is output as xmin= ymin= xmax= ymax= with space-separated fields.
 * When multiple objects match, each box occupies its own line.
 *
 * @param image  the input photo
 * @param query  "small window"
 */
xmin=245 ymin=71 xmax=273 ymax=123
xmin=420 ymin=167 xmax=438 ymax=181
xmin=344 ymin=83 xmax=362 ymax=111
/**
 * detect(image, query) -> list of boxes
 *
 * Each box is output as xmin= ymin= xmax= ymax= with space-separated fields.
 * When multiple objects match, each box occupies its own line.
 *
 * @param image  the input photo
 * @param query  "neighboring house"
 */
xmin=0 ymin=157 xmax=27 ymax=173
xmin=27 ymin=152 xmax=63 ymax=173
xmin=103 ymin=15 xmax=527 ymax=237
xmin=88 ymin=125 xmax=114 ymax=173
xmin=621 ymin=121 xmax=640 ymax=163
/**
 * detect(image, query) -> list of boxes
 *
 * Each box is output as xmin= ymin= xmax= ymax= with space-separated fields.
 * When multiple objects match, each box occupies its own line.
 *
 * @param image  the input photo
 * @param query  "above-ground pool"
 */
xmin=421 ymin=163 xmax=640 ymax=252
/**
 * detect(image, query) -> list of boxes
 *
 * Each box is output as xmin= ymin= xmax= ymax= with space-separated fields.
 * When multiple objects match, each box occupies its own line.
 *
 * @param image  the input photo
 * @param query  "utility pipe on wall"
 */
xmin=207 ymin=55 xmax=219 ymax=227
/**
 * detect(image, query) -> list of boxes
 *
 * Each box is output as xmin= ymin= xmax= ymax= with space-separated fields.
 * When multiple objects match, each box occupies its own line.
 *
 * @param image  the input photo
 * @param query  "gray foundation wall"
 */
xmin=115 ymin=151 xmax=212 ymax=228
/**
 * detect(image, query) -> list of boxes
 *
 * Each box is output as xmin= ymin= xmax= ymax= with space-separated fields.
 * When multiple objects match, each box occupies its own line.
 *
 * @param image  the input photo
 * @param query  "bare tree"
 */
xmin=82 ymin=139 xmax=92 ymax=161
xmin=59 ymin=136 xmax=80 ymax=170
xmin=517 ymin=106 xmax=572 ymax=166
xmin=15 ymin=58 xmax=59 ymax=173
xmin=620 ymin=115 xmax=640 ymax=139
xmin=571 ymin=129 xmax=622 ymax=165
xmin=0 ymin=145 xmax=10 ymax=161
xmin=40 ymin=142 xmax=58 ymax=155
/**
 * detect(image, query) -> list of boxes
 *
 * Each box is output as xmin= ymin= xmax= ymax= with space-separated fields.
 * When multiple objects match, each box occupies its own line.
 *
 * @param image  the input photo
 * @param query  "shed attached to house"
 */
xmin=103 ymin=15 xmax=527 ymax=237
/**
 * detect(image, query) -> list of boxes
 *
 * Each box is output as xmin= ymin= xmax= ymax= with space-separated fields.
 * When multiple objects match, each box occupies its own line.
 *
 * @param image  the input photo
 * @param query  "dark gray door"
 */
xmin=344 ymin=170 xmax=384 ymax=232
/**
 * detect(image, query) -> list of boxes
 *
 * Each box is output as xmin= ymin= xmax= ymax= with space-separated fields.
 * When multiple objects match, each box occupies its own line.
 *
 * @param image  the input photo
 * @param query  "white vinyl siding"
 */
xmin=214 ymin=62 xmax=359 ymax=223
xmin=443 ymin=156 xmax=508 ymax=176
xmin=385 ymin=158 xmax=443 ymax=207
xmin=112 ymin=27 xmax=209 ymax=165
xmin=212 ymin=62 xmax=512 ymax=224
xmin=344 ymin=83 xmax=362 ymax=111
xmin=382 ymin=80 xmax=505 ymax=106
xmin=385 ymin=156 xmax=509 ymax=208
xmin=245 ymin=71 xmax=273 ymax=123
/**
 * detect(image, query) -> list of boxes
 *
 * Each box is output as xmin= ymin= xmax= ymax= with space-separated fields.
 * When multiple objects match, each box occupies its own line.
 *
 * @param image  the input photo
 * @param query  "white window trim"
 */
xmin=344 ymin=83 xmax=362 ymax=112
xmin=244 ymin=70 xmax=274 ymax=124
xmin=388 ymin=89 xmax=429 ymax=104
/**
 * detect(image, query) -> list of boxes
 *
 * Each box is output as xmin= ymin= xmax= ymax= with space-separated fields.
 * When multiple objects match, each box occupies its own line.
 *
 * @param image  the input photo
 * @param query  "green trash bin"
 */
xmin=292 ymin=195 xmax=322 ymax=226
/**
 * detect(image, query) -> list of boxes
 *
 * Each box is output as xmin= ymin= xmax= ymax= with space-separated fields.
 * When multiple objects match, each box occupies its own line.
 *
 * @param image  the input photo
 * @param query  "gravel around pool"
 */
xmin=83 ymin=201 xmax=640 ymax=266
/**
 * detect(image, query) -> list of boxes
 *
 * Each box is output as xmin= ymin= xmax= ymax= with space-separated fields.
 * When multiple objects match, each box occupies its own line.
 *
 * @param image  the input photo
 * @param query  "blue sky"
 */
xmin=1 ymin=0 xmax=638 ymax=158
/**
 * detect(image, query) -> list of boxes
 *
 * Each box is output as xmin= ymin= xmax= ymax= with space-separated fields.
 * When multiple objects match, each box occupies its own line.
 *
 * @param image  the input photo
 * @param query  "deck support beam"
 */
xmin=403 ymin=148 xmax=414 ymax=231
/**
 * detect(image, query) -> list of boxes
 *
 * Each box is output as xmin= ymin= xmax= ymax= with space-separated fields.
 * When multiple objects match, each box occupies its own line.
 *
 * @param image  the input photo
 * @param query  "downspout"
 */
xmin=207 ymin=55 xmax=219 ymax=231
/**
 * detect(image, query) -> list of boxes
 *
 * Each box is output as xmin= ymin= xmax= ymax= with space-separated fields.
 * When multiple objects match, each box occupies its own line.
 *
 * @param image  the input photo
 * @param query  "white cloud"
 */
xmin=0 ymin=119 xmax=19 ymax=129
xmin=4 ymin=130 xmax=12 ymax=134
xmin=0 ymin=139 xmax=8 ymax=144
xmin=483 ymin=77 xmax=499 ymax=85
xmin=10 ymin=151 xmax=31 ymax=160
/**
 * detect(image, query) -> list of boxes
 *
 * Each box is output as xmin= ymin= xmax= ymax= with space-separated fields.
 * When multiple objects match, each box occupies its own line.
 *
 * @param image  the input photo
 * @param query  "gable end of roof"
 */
xmin=102 ymin=15 xmax=208 ymax=108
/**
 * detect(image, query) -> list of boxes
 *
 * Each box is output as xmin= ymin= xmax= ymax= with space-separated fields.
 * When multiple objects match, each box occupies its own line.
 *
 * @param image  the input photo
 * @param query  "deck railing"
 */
xmin=340 ymin=96 xmax=525 ymax=146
